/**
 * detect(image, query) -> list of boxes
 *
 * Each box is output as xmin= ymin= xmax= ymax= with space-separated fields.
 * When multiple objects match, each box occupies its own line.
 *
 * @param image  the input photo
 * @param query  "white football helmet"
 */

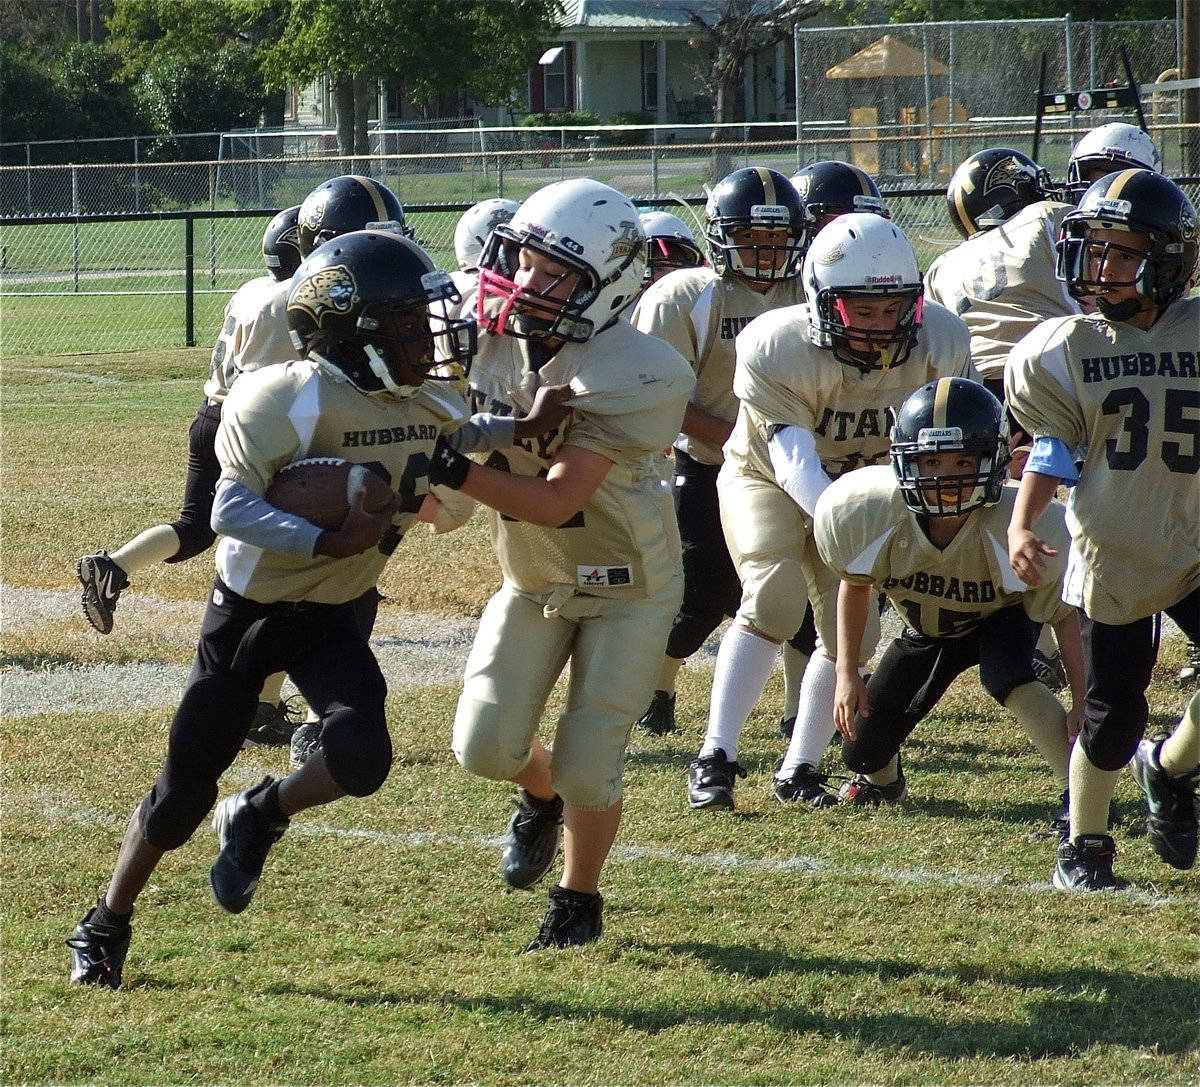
xmin=453 ymin=198 xmax=520 ymax=272
xmin=476 ymin=178 xmax=646 ymax=343
xmin=639 ymin=210 xmax=705 ymax=283
xmin=1065 ymin=123 xmax=1162 ymax=202
xmin=803 ymin=213 xmax=924 ymax=371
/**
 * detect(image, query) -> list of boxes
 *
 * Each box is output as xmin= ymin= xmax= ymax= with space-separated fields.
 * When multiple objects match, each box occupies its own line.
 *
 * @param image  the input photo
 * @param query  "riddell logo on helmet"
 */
xmin=868 ymin=274 xmax=903 ymax=285
xmin=290 ymin=265 xmax=358 ymax=325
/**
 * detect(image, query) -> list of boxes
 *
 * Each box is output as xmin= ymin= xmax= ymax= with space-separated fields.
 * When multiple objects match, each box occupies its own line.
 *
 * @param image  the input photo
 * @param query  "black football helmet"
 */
xmin=287 ymin=230 xmax=474 ymax=397
xmin=945 ymin=148 xmax=1054 ymax=239
xmin=297 ymin=174 xmax=413 ymax=257
xmin=262 ymin=205 xmax=302 ymax=281
xmin=890 ymin=377 xmax=1010 ymax=517
xmin=790 ymin=160 xmax=888 ymax=230
xmin=704 ymin=166 xmax=811 ymax=281
xmin=1056 ymin=169 xmax=1199 ymax=314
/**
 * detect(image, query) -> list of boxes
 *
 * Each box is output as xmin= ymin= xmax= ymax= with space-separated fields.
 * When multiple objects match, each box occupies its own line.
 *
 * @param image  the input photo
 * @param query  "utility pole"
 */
xmin=1182 ymin=0 xmax=1198 ymax=174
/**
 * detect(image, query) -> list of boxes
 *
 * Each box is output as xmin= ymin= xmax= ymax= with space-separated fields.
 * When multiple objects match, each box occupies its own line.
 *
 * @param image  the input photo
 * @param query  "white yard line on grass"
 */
xmin=8 ymin=796 xmax=1178 ymax=907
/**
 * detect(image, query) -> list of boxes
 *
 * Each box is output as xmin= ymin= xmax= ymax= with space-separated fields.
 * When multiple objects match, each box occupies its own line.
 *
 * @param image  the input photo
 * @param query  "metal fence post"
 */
xmin=185 ymin=216 xmax=195 ymax=347
xmin=72 ymin=165 xmax=80 ymax=292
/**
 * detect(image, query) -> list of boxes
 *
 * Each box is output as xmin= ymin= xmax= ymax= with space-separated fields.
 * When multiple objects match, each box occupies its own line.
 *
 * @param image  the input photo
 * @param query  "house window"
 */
xmin=540 ymin=46 xmax=568 ymax=112
xmin=642 ymin=41 xmax=658 ymax=111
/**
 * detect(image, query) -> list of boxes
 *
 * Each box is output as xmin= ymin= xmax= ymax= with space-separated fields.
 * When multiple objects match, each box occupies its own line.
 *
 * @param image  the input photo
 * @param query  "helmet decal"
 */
xmin=606 ymin=219 xmax=643 ymax=263
xmin=290 ymin=265 xmax=358 ymax=327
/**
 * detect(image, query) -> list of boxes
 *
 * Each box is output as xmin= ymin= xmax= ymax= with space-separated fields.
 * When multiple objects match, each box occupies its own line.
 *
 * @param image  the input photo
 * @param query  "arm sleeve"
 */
xmin=211 ymin=477 xmax=323 ymax=559
xmin=1025 ymin=436 xmax=1080 ymax=486
xmin=446 ymin=413 xmax=517 ymax=455
xmin=767 ymin=424 xmax=832 ymax=517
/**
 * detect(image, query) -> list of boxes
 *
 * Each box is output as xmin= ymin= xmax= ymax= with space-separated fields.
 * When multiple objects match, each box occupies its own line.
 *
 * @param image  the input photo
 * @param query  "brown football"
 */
xmin=264 ymin=457 xmax=395 ymax=531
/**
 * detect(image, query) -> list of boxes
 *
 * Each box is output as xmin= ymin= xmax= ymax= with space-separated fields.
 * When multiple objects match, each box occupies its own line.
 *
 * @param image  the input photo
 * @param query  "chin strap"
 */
xmin=1094 ymin=295 xmax=1148 ymax=322
xmin=365 ymin=345 xmax=421 ymax=400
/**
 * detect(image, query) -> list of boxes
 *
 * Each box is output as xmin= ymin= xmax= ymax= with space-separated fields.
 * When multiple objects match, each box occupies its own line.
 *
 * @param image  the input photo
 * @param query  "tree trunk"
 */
xmin=352 ymin=73 xmax=372 ymax=162
xmin=333 ymin=73 xmax=356 ymax=158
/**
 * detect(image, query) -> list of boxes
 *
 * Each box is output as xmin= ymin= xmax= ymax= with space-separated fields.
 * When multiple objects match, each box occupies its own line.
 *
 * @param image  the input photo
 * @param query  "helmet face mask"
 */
xmin=476 ymin=179 xmax=645 ymax=343
xmin=890 ymin=378 xmax=1011 ymax=517
xmin=1065 ymin=123 xmax=1162 ymax=203
xmin=705 ymin=167 xmax=811 ymax=282
xmin=639 ymin=210 xmax=704 ymax=284
xmin=288 ymin=231 xmax=475 ymax=398
xmin=803 ymin=213 xmax=924 ymax=371
xmin=945 ymin=148 xmax=1053 ymax=239
xmin=1056 ymin=169 xmax=1199 ymax=313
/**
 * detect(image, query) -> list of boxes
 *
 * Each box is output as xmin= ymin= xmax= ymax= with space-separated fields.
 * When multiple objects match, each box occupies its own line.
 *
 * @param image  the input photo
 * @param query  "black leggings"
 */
xmin=165 ymin=400 xmax=222 ymax=563
xmin=842 ymin=603 xmax=1039 ymax=775
xmin=1078 ymin=586 xmax=1200 ymax=770
xmin=138 ymin=581 xmax=387 ymax=850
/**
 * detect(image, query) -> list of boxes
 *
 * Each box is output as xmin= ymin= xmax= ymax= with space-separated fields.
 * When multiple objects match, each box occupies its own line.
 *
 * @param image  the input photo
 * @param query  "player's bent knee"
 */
xmin=1080 ymin=719 xmax=1145 ymax=772
xmin=166 ymin=523 xmax=217 ymax=564
xmin=321 ymin=704 xmax=392 ymax=796
xmin=137 ymin=778 xmax=218 ymax=851
xmin=452 ymin=698 xmax=528 ymax=782
xmin=740 ymin=561 xmax=810 ymax=643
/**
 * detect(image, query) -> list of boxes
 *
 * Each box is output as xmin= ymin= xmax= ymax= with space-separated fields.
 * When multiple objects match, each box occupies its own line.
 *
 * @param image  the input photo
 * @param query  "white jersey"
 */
xmin=215 ymin=360 xmax=470 ymax=605
xmin=203 ymin=275 xmax=294 ymax=403
xmin=632 ymin=267 xmax=805 ymax=465
xmin=1006 ymin=298 xmax=1200 ymax=624
xmin=467 ymin=318 xmax=694 ymax=600
xmin=923 ymin=200 xmax=1078 ymax=382
xmin=815 ymin=466 xmax=1073 ymax=638
xmin=725 ymin=300 xmax=973 ymax=482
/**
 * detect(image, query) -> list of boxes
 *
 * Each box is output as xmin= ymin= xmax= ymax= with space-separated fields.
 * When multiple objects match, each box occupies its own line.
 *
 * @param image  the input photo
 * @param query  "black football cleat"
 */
xmin=210 ymin=777 xmax=289 ymax=913
xmin=524 ymin=885 xmax=603 ymax=952
xmin=687 ymin=749 xmax=746 ymax=810
xmin=77 ymin=551 xmax=129 ymax=635
xmin=774 ymin=762 xmax=840 ymax=808
xmin=67 ymin=901 xmax=132 ymax=989
xmin=1053 ymin=834 xmax=1128 ymax=891
xmin=636 ymin=690 xmax=677 ymax=735
xmin=501 ymin=789 xmax=563 ymax=890
xmin=1132 ymin=737 xmax=1199 ymax=870
xmin=244 ymin=699 xmax=302 ymax=748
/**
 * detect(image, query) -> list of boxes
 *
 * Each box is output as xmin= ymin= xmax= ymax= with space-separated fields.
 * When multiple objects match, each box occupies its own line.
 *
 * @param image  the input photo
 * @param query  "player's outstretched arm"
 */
xmin=834 ymin=581 xmax=874 ymax=740
xmin=513 ymin=383 xmax=574 ymax=441
xmin=1007 ymin=471 xmax=1062 ymax=587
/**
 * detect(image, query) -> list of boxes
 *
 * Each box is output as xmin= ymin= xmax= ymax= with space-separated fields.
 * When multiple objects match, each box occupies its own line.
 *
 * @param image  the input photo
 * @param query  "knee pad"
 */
xmin=321 ymin=702 xmax=392 ymax=796
xmin=137 ymin=774 xmax=218 ymax=851
xmin=841 ymin=735 xmax=893 ymax=776
xmin=739 ymin=560 xmax=810 ymax=643
xmin=452 ymin=695 xmax=529 ymax=782
xmin=1080 ymin=703 xmax=1147 ymax=771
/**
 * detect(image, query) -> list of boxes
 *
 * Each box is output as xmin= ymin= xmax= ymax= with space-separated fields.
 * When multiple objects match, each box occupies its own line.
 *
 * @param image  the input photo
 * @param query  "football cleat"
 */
xmin=1132 ymin=737 xmax=1199 ymax=870
xmin=636 ymin=690 xmax=677 ymax=735
xmin=289 ymin=721 xmax=322 ymax=767
xmin=210 ymin=777 xmax=289 ymax=913
xmin=77 ymin=551 xmax=129 ymax=635
xmin=773 ymin=762 xmax=840 ymax=808
xmin=244 ymin=699 xmax=302 ymax=748
xmin=1053 ymin=834 xmax=1127 ymax=891
xmin=524 ymin=885 xmax=603 ymax=952
xmin=777 ymin=715 xmax=796 ymax=740
xmin=67 ymin=901 xmax=132 ymax=989
xmin=687 ymin=749 xmax=746 ymax=810
xmin=1031 ymin=649 xmax=1068 ymax=692
xmin=501 ymin=789 xmax=563 ymax=890
xmin=838 ymin=754 xmax=906 ymax=806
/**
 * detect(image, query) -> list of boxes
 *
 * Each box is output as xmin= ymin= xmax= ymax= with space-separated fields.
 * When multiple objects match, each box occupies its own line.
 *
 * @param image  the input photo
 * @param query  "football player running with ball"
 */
xmin=816 ymin=378 xmax=1081 ymax=815
xmin=428 ymin=179 xmax=695 ymax=951
xmin=687 ymin=213 xmax=976 ymax=812
xmin=1006 ymin=169 xmax=1200 ymax=890
xmin=67 ymin=231 xmax=570 ymax=989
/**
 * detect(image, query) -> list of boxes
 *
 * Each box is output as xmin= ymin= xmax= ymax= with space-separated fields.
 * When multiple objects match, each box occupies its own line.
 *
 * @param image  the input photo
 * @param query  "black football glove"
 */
xmin=429 ymin=436 xmax=471 ymax=490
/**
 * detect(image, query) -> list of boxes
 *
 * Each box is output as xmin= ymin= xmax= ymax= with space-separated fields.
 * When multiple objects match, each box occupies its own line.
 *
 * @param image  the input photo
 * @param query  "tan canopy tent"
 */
xmin=825 ymin=34 xmax=957 ymax=178
xmin=826 ymin=34 xmax=949 ymax=80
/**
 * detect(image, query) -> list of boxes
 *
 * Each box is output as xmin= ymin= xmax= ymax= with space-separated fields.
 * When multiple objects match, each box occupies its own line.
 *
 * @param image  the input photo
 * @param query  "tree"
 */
xmin=684 ymin=0 xmax=828 ymax=181
xmin=256 ymin=0 xmax=562 ymax=156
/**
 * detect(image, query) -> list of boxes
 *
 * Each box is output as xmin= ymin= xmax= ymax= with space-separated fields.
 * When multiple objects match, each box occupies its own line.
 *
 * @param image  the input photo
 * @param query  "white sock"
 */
xmin=779 ymin=654 xmax=839 ymax=775
xmin=699 ymin=626 xmax=779 ymax=762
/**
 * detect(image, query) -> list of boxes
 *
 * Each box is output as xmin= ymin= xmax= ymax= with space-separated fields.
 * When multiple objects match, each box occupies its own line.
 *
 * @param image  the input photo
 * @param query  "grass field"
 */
xmin=2 ymin=350 xmax=1198 ymax=1086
